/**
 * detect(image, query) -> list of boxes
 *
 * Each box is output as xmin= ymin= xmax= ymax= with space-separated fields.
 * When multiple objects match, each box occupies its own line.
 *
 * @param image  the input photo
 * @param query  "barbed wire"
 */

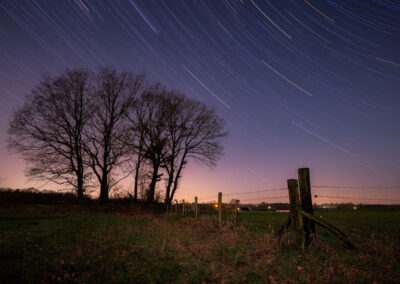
xmin=196 ymin=195 xmax=288 ymax=203
xmin=314 ymin=195 xmax=400 ymax=202
xmin=239 ymin=196 xmax=288 ymax=202
xmin=196 ymin=187 xmax=286 ymax=200
xmin=180 ymin=184 xmax=400 ymax=204
xmin=224 ymin=188 xmax=286 ymax=197
xmin=313 ymin=185 xmax=400 ymax=189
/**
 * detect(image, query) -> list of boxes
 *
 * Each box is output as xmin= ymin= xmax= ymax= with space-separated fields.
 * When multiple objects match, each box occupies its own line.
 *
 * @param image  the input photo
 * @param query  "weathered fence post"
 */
xmin=287 ymin=179 xmax=305 ymax=249
xmin=298 ymin=168 xmax=316 ymax=246
xmin=218 ymin=192 xmax=222 ymax=228
xmin=235 ymin=199 xmax=239 ymax=226
xmin=175 ymin=200 xmax=178 ymax=215
xmin=195 ymin=197 xmax=198 ymax=220
xmin=182 ymin=199 xmax=185 ymax=216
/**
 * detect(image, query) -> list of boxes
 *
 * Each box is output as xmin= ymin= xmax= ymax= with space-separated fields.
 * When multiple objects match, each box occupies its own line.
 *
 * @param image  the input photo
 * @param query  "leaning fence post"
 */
xmin=298 ymin=168 xmax=316 ymax=246
xmin=195 ymin=197 xmax=198 ymax=220
xmin=182 ymin=199 xmax=185 ymax=216
xmin=287 ymin=179 xmax=305 ymax=249
xmin=235 ymin=199 xmax=239 ymax=226
xmin=218 ymin=192 xmax=222 ymax=228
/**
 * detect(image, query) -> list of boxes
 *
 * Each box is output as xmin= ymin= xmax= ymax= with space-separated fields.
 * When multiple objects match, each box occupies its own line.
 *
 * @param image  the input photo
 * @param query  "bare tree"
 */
xmin=8 ymin=69 xmax=92 ymax=198
xmin=128 ymin=86 xmax=170 ymax=203
xmin=128 ymin=87 xmax=227 ymax=204
xmin=84 ymin=68 xmax=145 ymax=201
xmin=136 ymin=163 xmax=152 ymax=200
xmin=126 ymin=95 xmax=149 ymax=202
xmin=129 ymin=132 xmax=146 ymax=202
xmin=162 ymin=92 xmax=227 ymax=204
xmin=161 ymin=92 xmax=188 ymax=204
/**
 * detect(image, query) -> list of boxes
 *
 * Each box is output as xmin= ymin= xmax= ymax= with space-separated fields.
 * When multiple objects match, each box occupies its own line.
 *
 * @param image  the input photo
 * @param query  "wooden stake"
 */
xmin=195 ymin=197 xmax=198 ymax=220
xmin=287 ymin=179 xmax=305 ymax=249
xmin=218 ymin=192 xmax=222 ymax=228
xmin=182 ymin=199 xmax=185 ymax=216
xmin=298 ymin=168 xmax=316 ymax=246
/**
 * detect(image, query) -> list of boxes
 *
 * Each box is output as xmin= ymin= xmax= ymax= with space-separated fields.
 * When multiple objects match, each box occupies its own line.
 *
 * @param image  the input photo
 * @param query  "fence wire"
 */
xmin=314 ymin=195 xmax=400 ymax=202
xmin=184 ymin=184 xmax=400 ymax=204
xmin=314 ymin=185 xmax=400 ymax=189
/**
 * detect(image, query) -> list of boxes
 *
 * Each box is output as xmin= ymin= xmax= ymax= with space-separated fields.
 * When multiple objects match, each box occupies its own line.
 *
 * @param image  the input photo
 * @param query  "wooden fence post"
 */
xmin=298 ymin=168 xmax=316 ymax=246
xmin=218 ymin=192 xmax=222 ymax=228
xmin=182 ymin=199 xmax=185 ymax=216
xmin=235 ymin=199 xmax=239 ymax=226
xmin=287 ymin=179 xmax=305 ymax=249
xmin=195 ymin=197 xmax=198 ymax=220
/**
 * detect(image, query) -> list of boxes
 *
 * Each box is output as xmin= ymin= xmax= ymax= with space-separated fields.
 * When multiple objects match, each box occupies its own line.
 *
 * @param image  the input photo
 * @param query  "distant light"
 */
xmin=213 ymin=203 xmax=218 ymax=208
xmin=267 ymin=206 xmax=272 ymax=209
xmin=353 ymin=206 xmax=357 ymax=210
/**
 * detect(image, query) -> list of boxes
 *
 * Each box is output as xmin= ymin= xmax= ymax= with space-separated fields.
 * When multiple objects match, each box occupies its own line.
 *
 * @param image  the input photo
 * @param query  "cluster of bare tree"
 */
xmin=8 ymin=68 xmax=227 ymax=203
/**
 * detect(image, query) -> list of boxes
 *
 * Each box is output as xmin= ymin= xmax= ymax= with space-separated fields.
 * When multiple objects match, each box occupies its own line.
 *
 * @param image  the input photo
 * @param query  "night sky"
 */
xmin=1 ymin=0 xmax=400 ymax=204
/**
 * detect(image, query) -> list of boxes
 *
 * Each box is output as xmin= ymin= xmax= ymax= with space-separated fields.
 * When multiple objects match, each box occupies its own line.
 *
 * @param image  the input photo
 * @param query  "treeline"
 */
xmin=8 ymin=68 xmax=227 ymax=204
xmin=0 ymin=187 xmax=81 ymax=204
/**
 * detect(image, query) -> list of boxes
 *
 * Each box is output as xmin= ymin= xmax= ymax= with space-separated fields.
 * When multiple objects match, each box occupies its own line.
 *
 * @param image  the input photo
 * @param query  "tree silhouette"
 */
xmin=128 ymin=86 xmax=169 ymax=203
xmin=8 ymin=69 xmax=93 ymax=198
xmin=84 ymin=68 xmax=145 ymax=202
xmin=162 ymin=91 xmax=227 ymax=204
xmin=8 ymin=67 xmax=227 ymax=203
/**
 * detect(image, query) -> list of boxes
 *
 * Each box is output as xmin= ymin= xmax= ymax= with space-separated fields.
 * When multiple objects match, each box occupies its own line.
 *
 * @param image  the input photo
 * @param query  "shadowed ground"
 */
xmin=0 ymin=205 xmax=399 ymax=283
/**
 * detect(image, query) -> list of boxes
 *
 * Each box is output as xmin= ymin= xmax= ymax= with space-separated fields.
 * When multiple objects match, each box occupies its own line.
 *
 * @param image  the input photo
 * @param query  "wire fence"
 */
xmin=313 ymin=195 xmax=400 ymax=202
xmin=313 ymin=185 xmax=400 ymax=189
xmin=182 ymin=184 xmax=400 ymax=204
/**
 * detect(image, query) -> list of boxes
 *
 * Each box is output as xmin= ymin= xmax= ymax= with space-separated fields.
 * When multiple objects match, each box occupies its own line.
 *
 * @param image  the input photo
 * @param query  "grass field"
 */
xmin=0 ymin=204 xmax=399 ymax=283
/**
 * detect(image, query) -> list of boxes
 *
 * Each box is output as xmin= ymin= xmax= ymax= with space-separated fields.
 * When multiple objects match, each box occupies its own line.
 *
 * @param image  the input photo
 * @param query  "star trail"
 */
xmin=0 ymin=0 xmax=399 ymax=203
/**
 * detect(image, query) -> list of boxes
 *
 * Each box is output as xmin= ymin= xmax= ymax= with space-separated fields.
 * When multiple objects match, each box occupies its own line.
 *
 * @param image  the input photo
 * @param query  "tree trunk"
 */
xmin=76 ymin=155 xmax=84 ymax=199
xmin=99 ymin=169 xmax=109 ymax=202
xmin=133 ymin=142 xmax=144 ymax=203
xmin=133 ymin=161 xmax=140 ymax=202
xmin=169 ymin=153 xmax=186 ymax=202
xmin=147 ymin=163 xmax=159 ymax=203
xmin=77 ymin=171 xmax=84 ymax=199
xmin=164 ymin=169 xmax=174 ymax=205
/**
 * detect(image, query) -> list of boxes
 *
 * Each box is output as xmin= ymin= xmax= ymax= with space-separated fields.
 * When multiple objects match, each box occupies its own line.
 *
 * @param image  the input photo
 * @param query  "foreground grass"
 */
xmin=0 ymin=205 xmax=399 ymax=283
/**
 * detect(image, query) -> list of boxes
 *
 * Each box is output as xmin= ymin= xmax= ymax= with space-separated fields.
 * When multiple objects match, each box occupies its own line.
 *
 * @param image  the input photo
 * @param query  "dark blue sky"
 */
xmin=1 ymin=0 xmax=400 ymax=203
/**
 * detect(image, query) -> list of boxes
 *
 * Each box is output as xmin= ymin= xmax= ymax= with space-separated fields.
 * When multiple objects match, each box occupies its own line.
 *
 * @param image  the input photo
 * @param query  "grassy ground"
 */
xmin=0 ymin=204 xmax=399 ymax=283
